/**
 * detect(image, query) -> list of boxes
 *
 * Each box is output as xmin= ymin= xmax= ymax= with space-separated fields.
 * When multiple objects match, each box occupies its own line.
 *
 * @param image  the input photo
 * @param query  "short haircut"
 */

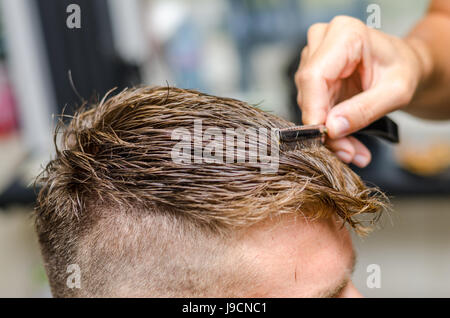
xmin=35 ymin=86 xmax=388 ymax=297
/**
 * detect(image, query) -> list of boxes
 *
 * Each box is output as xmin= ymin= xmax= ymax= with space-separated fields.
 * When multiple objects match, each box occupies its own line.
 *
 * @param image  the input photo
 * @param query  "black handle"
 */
xmin=353 ymin=116 xmax=399 ymax=143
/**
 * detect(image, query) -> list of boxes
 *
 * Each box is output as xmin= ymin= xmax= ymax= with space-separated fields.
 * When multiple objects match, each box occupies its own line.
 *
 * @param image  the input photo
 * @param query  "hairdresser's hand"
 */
xmin=295 ymin=16 xmax=427 ymax=167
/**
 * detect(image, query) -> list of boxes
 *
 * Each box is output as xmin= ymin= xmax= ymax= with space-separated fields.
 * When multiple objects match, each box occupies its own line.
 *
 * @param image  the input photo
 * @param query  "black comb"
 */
xmin=277 ymin=116 xmax=399 ymax=144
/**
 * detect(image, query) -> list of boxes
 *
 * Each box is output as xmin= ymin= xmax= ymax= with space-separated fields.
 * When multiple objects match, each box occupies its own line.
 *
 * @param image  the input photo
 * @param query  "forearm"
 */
xmin=405 ymin=3 xmax=450 ymax=119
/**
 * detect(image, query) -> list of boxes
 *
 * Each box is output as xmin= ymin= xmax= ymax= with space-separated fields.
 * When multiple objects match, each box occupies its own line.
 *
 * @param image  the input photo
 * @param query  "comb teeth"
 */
xmin=276 ymin=116 xmax=399 ymax=149
xmin=277 ymin=124 xmax=327 ymax=144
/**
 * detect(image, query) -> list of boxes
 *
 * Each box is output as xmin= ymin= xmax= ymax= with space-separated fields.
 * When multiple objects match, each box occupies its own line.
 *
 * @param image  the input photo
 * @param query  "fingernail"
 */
xmin=336 ymin=151 xmax=352 ymax=163
xmin=353 ymin=154 xmax=370 ymax=167
xmin=330 ymin=116 xmax=350 ymax=137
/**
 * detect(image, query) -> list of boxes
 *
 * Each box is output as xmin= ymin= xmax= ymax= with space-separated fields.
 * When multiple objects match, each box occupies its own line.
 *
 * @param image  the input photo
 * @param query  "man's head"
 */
xmin=35 ymin=87 xmax=387 ymax=297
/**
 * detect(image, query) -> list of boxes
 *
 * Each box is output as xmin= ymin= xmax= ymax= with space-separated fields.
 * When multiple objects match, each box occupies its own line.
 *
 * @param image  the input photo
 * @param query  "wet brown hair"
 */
xmin=35 ymin=86 xmax=388 ymax=297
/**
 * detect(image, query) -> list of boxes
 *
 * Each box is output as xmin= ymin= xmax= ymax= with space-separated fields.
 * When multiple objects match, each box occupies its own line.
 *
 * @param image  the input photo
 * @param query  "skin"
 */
xmin=238 ymin=215 xmax=362 ymax=297
xmin=295 ymin=0 xmax=450 ymax=167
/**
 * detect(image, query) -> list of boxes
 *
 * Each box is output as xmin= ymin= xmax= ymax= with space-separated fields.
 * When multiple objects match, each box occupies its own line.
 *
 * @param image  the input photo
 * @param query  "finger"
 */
xmin=296 ymin=47 xmax=310 ymax=107
xmin=347 ymin=136 xmax=372 ymax=167
xmin=296 ymin=19 xmax=371 ymax=126
xmin=299 ymin=46 xmax=309 ymax=69
xmin=295 ymin=24 xmax=329 ymax=125
xmin=298 ymin=73 xmax=329 ymax=125
xmin=326 ymin=136 xmax=372 ymax=167
xmin=326 ymin=137 xmax=356 ymax=164
xmin=326 ymin=83 xmax=403 ymax=138
xmin=297 ymin=24 xmax=328 ymax=120
xmin=306 ymin=23 xmax=328 ymax=57
xmin=311 ymin=17 xmax=372 ymax=83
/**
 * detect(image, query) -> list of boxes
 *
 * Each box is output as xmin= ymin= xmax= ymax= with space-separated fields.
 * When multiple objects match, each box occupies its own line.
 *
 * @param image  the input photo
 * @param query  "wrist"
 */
xmin=405 ymin=36 xmax=434 ymax=88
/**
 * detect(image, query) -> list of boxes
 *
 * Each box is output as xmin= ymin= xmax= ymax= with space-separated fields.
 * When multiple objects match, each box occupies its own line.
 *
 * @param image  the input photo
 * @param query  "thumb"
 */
xmin=325 ymin=85 xmax=399 ymax=138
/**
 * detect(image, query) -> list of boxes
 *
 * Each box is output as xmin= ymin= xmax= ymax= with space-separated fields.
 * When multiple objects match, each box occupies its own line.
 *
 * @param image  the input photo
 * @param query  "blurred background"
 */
xmin=0 ymin=0 xmax=448 ymax=297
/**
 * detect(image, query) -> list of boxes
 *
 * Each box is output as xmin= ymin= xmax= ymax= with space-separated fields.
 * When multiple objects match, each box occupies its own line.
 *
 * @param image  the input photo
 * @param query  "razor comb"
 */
xmin=277 ymin=116 xmax=399 ymax=145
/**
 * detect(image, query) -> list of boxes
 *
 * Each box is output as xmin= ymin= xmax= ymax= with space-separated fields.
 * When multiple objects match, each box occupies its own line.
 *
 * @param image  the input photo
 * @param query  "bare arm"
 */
xmin=406 ymin=0 xmax=450 ymax=119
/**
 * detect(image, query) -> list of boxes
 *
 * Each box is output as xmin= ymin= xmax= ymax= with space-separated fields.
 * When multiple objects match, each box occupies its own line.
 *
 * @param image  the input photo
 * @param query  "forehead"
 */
xmin=240 ymin=215 xmax=354 ymax=297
